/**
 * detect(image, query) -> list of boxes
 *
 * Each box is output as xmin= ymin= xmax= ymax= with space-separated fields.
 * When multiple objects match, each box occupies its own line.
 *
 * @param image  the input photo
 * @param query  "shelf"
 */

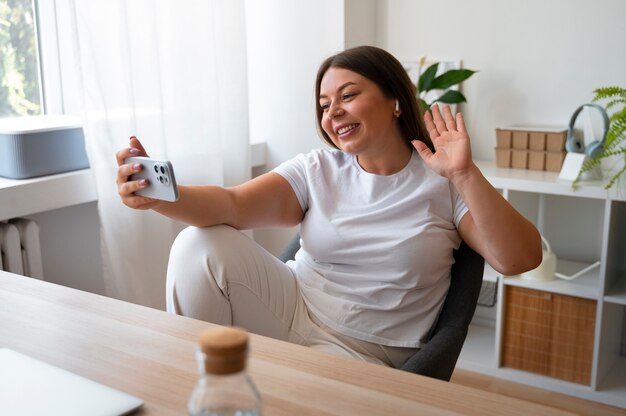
xmin=503 ymin=259 xmax=600 ymax=300
xmin=605 ymin=278 xmax=626 ymax=305
xmin=0 ymin=169 xmax=97 ymax=221
xmin=595 ymin=356 xmax=626 ymax=408
xmin=475 ymin=160 xmax=626 ymax=202
xmin=458 ymin=323 xmax=496 ymax=370
xmin=482 ymin=263 xmax=500 ymax=283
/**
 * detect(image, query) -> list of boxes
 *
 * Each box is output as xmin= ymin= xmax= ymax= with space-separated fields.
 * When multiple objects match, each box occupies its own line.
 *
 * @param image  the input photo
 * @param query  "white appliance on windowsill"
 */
xmin=0 ymin=115 xmax=89 ymax=179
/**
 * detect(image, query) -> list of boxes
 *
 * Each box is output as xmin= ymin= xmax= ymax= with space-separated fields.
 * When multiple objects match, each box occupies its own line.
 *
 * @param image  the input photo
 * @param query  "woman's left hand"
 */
xmin=412 ymin=104 xmax=474 ymax=181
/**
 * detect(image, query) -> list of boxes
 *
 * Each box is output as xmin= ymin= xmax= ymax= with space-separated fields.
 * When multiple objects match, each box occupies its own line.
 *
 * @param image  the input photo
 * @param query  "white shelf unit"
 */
xmin=458 ymin=161 xmax=626 ymax=409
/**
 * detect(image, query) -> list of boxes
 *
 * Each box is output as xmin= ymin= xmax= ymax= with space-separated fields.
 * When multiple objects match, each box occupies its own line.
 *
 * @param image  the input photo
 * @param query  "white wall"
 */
xmin=345 ymin=0 xmax=376 ymax=48
xmin=376 ymin=0 xmax=626 ymax=161
xmin=246 ymin=0 xmax=345 ymax=254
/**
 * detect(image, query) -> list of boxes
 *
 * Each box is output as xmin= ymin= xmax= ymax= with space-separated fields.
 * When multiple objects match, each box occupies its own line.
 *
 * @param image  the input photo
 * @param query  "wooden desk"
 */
xmin=0 ymin=271 xmax=574 ymax=415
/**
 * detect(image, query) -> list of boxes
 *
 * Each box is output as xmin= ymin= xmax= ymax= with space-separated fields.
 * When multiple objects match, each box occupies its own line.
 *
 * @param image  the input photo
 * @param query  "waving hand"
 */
xmin=412 ymin=104 xmax=473 ymax=181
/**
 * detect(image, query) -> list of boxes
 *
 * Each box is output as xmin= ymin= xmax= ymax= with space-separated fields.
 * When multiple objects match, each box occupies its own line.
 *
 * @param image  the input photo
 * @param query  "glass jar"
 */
xmin=188 ymin=327 xmax=262 ymax=416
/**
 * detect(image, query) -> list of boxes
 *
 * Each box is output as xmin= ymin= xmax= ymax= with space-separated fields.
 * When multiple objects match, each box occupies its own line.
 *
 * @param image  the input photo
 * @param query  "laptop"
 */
xmin=0 ymin=348 xmax=144 ymax=416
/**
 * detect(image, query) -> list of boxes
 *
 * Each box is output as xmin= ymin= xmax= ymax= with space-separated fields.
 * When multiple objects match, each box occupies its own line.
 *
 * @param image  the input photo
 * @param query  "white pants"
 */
xmin=165 ymin=225 xmax=418 ymax=368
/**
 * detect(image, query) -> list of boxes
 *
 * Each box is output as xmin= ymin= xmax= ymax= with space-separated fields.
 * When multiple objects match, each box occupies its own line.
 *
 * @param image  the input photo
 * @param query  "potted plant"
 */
xmin=576 ymin=86 xmax=626 ymax=189
xmin=415 ymin=58 xmax=477 ymax=112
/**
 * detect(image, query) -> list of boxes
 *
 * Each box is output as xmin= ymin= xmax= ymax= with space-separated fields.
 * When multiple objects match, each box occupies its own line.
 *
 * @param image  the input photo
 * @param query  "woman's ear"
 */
xmin=394 ymin=99 xmax=401 ymax=117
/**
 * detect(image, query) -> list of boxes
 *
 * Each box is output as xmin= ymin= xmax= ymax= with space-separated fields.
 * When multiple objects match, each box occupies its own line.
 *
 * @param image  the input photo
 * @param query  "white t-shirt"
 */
xmin=272 ymin=148 xmax=469 ymax=348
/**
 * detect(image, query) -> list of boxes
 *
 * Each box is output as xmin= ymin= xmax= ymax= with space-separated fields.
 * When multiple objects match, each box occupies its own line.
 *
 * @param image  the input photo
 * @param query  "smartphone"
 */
xmin=125 ymin=156 xmax=179 ymax=202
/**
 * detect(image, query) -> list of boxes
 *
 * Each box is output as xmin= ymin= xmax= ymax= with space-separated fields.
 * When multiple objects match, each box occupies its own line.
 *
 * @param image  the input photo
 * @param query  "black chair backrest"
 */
xmin=400 ymin=241 xmax=484 ymax=380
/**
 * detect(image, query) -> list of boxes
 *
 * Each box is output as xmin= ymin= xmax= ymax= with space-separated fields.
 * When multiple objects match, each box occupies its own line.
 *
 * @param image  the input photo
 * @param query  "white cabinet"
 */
xmin=458 ymin=161 xmax=626 ymax=409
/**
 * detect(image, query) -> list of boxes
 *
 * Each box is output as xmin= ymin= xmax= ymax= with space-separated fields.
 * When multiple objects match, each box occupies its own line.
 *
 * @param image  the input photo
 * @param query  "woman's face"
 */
xmin=319 ymin=67 xmax=401 ymax=157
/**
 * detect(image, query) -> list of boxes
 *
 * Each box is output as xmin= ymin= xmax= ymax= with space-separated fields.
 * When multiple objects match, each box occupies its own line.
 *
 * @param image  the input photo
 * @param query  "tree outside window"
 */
xmin=1 ymin=0 xmax=41 ymax=117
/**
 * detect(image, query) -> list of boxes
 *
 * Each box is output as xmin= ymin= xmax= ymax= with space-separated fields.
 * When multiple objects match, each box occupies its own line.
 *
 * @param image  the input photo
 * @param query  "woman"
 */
xmin=116 ymin=46 xmax=541 ymax=368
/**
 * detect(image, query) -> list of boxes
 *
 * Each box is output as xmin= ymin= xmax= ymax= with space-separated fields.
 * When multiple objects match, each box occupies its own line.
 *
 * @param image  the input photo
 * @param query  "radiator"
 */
xmin=0 ymin=219 xmax=44 ymax=279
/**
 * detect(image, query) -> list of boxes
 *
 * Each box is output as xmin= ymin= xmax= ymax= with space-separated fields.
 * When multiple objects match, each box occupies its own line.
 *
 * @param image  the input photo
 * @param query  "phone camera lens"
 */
xmin=164 ymin=177 xmax=169 ymax=184
xmin=160 ymin=166 xmax=165 ymax=174
xmin=159 ymin=176 xmax=164 ymax=183
xmin=154 ymin=165 xmax=159 ymax=173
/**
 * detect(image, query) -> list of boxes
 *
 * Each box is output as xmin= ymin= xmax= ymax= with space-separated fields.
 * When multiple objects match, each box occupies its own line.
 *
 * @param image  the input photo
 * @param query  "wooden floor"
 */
xmin=450 ymin=369 xmax=626 ymax=416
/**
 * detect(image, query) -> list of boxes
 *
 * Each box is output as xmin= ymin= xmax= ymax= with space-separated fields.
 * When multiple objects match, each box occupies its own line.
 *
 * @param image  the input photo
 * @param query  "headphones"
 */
xmin=566 ymin=103 xmax=609 ymax=159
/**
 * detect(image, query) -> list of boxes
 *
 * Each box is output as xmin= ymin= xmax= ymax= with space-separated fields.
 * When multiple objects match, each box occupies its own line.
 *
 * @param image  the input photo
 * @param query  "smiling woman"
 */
xmin=0 ymin=0 xmax=41 ymax=117
xmin=318 ymin=68 xmax=409 ymax=174
xmin=122 ymin=45 xmax=542 ymax=370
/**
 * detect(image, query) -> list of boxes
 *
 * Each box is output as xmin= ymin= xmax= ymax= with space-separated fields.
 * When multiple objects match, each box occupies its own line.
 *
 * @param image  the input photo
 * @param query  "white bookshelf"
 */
xmin=504 ymin=259 xmax=601 ymax=300
xmin=605 ymin=278 xmax=626 ymax=305
xmin=458 ymin=161 xmax=626 ymax=409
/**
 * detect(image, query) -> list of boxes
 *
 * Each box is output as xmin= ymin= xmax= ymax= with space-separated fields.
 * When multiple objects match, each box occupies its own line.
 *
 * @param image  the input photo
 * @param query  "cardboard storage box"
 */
xmin=495 ymin=148 xmax=512 ymax=167
xmin=545 ymin=151 xmax=567 ymax=172
xmin=529 ymin=132 xmax=546 ymax=150
xmin=511 ymin=149 xmax=528 ymax=169
xmin=512 ymin=131 xmax=529 ymax=149
xmin=494 ymin=127 xmax=567 ymax=172
xmin=528 ymin=150 xmax=545 ymax=170
xmin=0 ymin=116 xmax=89 ymax=179
xmin=546 ymin=131 xmax=568 ymax=151
xmin=495 ymin=129 xmax=512 ymax=148
xmin=502 ymin=286 xmax=596 ymax=385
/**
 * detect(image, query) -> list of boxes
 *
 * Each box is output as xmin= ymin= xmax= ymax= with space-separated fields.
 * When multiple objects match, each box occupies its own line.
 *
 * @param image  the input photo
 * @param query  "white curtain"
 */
xmin=68 ymin=0 xmax=250 ymax=308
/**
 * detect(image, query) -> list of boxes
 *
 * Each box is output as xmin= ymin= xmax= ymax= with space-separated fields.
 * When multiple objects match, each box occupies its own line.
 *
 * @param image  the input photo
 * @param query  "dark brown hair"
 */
xmin=315 ymin=45 xmax=433 ymax=152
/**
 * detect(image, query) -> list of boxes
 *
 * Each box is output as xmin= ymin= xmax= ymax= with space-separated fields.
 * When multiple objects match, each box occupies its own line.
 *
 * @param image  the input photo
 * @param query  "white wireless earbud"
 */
xmin=395 ymin=100 xmax=400 ymax=113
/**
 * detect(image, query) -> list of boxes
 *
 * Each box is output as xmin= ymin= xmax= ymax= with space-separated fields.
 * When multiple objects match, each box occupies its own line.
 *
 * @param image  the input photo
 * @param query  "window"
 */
xmin=0 ymin=0 xmax=42 ymax=117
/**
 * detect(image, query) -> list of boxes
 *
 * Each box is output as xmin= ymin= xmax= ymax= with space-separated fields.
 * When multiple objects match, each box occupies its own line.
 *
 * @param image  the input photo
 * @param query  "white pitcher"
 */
xmin=520 ymin=235 xmax=557 ymax=282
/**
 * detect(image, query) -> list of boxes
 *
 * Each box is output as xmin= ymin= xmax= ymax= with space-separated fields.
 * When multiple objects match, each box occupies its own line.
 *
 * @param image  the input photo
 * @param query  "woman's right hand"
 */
xmin=115 ymin=136 xmax=161 ymax=210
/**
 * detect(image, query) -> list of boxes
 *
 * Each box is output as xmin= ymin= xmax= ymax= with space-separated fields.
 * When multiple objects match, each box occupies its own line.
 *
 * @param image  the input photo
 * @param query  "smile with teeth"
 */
xmin=337 ymin=123 xmax=359 ymax=135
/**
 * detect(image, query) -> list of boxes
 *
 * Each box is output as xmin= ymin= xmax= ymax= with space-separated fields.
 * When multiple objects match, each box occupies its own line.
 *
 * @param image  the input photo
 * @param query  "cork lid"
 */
xmin=198 ymin=327 xmax=249 ymax=375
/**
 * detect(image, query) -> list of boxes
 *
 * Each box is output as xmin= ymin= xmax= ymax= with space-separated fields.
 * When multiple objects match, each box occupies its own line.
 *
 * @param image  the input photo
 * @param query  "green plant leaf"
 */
xmin=605 ymin=118 xmax=626 ymax=149
xmin=418 ymin=98 xmax=430 ymax=113
xmin=429 ymin=69 xmax=477 ymax=91
xmin=609 ymin=106 xmax=626 ymax=123
xmin=418 ymin=63 xmax=439 ymax=93
xmin=604 ymin=165 xmax=626 ymax=189
xmin=606 ymin=98 xmax=626 ymax=111
xmin=432 ymin=90 xmax=467 ymax=104
xmin=593 ymin=86 xmax=626 ymax=101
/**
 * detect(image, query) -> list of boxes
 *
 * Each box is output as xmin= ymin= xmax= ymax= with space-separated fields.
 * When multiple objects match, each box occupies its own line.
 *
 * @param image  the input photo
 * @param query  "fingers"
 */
xmin=442 ymin=104 xmax=457 ymax=131
xmin=115 ymin=136 xmax=158 ymax=210
xmin=423 ymin=110 xmax=440 ymax=141
xmin=431 ymin=104 xmax=458 ymax=131
xmin=430 ymin=104 xmax=448 ymax=135
xmin=116 ymin=161 xmax=147 ymax=196
xmin=115 ymin=134 xmax=149 ymax=193
xmin=116 ymin=161 xmax=143 ymax=185
xmin=119 ymin=177 xmax=149 ymax=195
xmin=456 ymin=112 xmax=468 ymax=136
xmin=117 ymin=174 xmax=157 ymax=209
xmin=129 ymin=136 xmax=149 ymax=156
xmin=412 ymin=139 xmax=433 ymax=160
xmin=115 ymin=136 xmax=149 ymax=166
xmin=116 ymin=145 xmax=142 ymax=167
xmin=116 ymin=153 xmax=146 ymax=200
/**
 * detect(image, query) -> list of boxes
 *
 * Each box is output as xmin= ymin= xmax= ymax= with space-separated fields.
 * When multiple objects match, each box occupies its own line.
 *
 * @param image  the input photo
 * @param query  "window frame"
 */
xmin=33 ymin=0 xmax=79 ymax=116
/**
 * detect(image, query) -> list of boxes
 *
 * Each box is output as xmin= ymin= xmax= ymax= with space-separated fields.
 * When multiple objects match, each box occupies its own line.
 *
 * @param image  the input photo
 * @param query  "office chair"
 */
xmin=278 ymin=233 xmax=485 ymax=382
